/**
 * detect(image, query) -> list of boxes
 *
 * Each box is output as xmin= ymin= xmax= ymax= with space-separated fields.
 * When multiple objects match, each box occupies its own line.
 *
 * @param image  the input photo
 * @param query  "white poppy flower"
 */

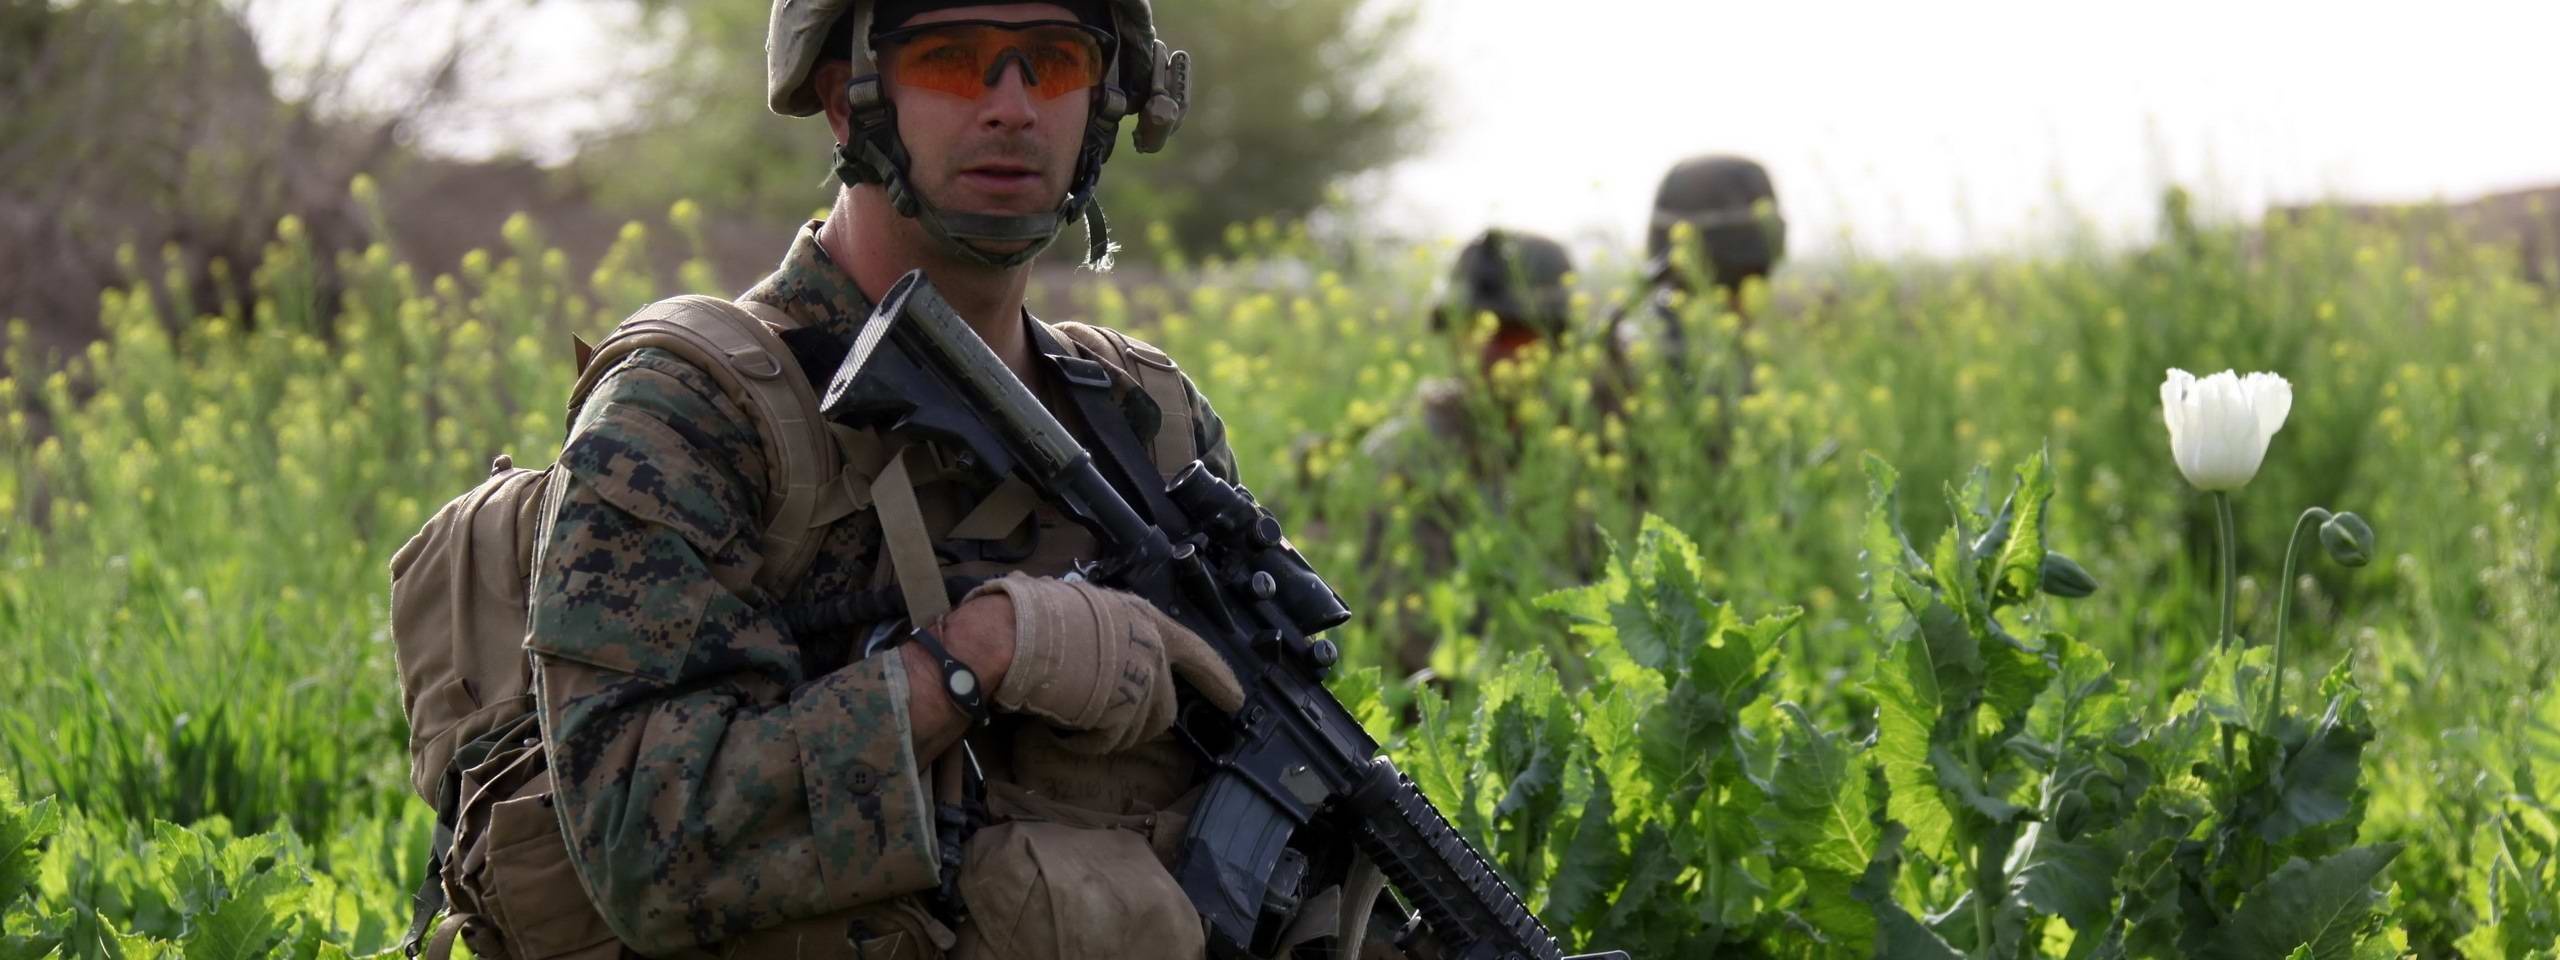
xmin=2160 ymin=368 xmax=2292 ymax=492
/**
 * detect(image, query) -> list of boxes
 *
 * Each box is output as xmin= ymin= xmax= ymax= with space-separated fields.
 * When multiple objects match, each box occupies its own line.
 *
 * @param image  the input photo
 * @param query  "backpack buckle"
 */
xmin=1052 ymin=354 xmax=1113 ymax=389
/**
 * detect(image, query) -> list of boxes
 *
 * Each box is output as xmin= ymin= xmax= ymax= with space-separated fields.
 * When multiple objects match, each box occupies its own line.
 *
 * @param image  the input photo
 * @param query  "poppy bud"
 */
xmin=2039 ymin=550 xmax=2098 ymax=599
xmin=2320 ymin=511 xmax=2374 ymax=567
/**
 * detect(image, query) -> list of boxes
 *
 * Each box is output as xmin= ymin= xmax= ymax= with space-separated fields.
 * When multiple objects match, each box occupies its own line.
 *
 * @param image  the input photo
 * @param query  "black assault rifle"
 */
xmin=814 ymin=270 xmax=1627 ymax=960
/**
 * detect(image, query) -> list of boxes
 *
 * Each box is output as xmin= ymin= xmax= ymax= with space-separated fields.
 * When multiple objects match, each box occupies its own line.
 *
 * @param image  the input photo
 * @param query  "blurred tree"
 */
xmin=0 ymin=0 xmax=505 ymax=342
xmin=577 ymin=0 xmax=1431 ymax=260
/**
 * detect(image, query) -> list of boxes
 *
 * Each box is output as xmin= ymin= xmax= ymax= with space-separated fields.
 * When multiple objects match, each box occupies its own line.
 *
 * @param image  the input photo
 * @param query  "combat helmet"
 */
xmin=766 ymin=0 xmax=1190 ymax=268
xmin=1435 ymin=228 xmax=1576 ymax=337
xmin=1646 ymin=155 xmax=1785 ymax=290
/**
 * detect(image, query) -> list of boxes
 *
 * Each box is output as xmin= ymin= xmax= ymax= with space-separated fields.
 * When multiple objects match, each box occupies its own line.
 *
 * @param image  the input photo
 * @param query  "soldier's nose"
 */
xmin=978 ymin=59 xmax=1040 ymax=128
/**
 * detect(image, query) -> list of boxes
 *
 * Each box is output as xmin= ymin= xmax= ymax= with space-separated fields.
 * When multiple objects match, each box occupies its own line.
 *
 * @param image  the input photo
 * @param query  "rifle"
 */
xmin=815 ymin=269 xmax=1627 ymax=960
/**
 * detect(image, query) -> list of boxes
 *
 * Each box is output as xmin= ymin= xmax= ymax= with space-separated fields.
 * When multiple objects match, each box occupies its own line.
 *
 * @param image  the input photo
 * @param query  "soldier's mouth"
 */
xmin=958 ymin=164 xmax=1042 ymax=193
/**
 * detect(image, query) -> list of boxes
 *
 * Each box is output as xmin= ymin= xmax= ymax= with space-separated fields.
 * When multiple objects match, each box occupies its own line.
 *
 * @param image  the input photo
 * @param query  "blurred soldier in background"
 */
xmin=1603 ymin=154 xmax=1785 ymax=474
xmin=1608 ymin=154 xmax=1786 ymax=388
xmin=1360 ymin=227 xmax=1580 ymax=470
xmin=1345 ymin=227 xmax=1592 ymax=679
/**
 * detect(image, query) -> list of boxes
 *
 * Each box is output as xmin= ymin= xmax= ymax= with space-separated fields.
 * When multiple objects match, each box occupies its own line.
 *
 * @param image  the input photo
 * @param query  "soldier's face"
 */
xmin=882 ymin=4 xmax=1094 ymax=233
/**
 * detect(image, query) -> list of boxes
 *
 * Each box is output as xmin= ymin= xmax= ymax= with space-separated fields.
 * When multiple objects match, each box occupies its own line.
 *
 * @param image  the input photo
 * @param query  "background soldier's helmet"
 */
xmin=1435 ymin=228 xmax=1576 ymax=338
xmin=764 ymin=0 xmax=1189 ymax=268
xmin=1646 ymin=155 xmax=1786 ymax=290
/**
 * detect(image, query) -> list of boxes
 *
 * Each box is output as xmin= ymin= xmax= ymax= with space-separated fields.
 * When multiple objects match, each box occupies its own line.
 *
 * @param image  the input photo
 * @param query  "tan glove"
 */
xmin=966 ymin=572 xmax=1245 ymax=755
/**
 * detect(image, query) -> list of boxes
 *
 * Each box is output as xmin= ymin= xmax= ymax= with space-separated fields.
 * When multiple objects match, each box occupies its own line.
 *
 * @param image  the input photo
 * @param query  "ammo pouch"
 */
xmin=951 ymin=783 xmax=1205 ymax=960
xmin=436 ymin=710 xmax=622 ymax=960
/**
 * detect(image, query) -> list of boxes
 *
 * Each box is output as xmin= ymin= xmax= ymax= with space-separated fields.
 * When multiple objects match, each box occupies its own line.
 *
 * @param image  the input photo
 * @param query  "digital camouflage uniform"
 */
xmin=528 ymin=221 xmax=1238 ymax=955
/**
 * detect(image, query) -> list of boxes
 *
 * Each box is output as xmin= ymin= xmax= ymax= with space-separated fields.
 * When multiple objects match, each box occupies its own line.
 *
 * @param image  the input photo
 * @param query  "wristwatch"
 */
xmin=905 ymin=621 xmax=991 ymax=728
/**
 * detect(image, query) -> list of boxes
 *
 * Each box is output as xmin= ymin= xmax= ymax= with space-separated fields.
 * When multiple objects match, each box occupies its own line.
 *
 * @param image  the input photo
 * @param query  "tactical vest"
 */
xmin=388 ymin=293 xmax=1202 ymax=960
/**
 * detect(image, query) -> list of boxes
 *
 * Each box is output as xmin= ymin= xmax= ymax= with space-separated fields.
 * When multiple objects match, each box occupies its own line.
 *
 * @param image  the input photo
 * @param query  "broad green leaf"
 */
xmin=165 ymin=829 xmax=304 ymax=960
xmin=1760 ymin=704 xmax=1880 ymax=879
xmin=181 ymin=868 xmax=298 ymax=960
xmin=0 ymin=899 xmax=70 ymax=960
xmin=1402 ymin=687 xmax=1481 ymax=844
xmin=1694 ymin=797 xmax=1773 ymax=931
xmin=2200 ymin=843 xmax=2404 ymax=960
xmin=1535 ymin=528 xmax=1627 ymax=650
xmin=2256 ymin=699 xmax=2373 ymax=847
xmin=1785 ymin=869 xmax=1879 ymax=954
xmin=0 ymin=783 xmax=59 ymax=911
xmin=2135 ymin=710 xmax=2217 ymax=787
xmin=109 ymin=921 xmax=183 ymax=960
xmin=1542 ymin=770 xmax=1625 ymax=935
xmin=2008 ymin=831 xmax=2123 ymax=933
xmin=1929 ymin=526 xmax=1988 ymax=641
xmin=1929 ymin=743 xmax=2028 ymax=824
xmin=1953 ymin=464 xmax=1993 ymax=538
xmin=1483 ymin=656 xmax=1575 ymax=833
xmin=1844 ymin=821 xmax=1964 ymax=959
xmin=1607 ymin=591 xmax=1674 ymax=675
xmin=2199 ymin=645 xmax=2275 ymax=736
xmin=1689 ymin=607 xmax=1797 ymax=731
xmin=149 ymin=823 xmax=226 ymax=920
xmin=1991 ymin=449 xmax=2053 ymax=605
xmin=1860 ymin=455 xmax=1922 ymax=637
xmin=1980 ymin=629 xmax=2055 ymax=728
xmin=1898 ymin=575 xmax=1981 ymax=706
xmin=1971 ymin=488 xmax=2017 ymax=566
xmin=1875 ymin=898 xmax=1967 ymax=960
xmin=1871 ymin=636 xmax=1955 ymax=859
xmin=1326 ymin=665 xmax=1391 ymax=742
xmin=2026 ymin=635 xmax=2124 ymax=751
xmin=1603 ymin=824 xmax=1681 ymax=932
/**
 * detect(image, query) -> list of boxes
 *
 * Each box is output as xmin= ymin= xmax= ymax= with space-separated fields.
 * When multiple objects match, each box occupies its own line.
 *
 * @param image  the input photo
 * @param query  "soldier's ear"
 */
xmin=814 ymin=60 xmax=857 ymax=144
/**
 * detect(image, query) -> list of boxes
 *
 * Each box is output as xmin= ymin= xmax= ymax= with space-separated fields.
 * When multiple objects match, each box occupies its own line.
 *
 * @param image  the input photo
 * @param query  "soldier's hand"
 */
xmin=962 ymin=572 xmax=1244 ymax=754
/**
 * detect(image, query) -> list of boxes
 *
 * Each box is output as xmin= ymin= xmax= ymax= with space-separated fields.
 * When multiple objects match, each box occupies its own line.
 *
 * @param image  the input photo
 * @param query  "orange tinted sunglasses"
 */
xmin=874 ymin=20 xmax=1114 ymax=102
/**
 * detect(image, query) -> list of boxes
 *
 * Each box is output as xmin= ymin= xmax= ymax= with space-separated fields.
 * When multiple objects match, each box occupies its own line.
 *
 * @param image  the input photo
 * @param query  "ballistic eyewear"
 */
xmin=872 ymin=20 xmax=1116 ymax=102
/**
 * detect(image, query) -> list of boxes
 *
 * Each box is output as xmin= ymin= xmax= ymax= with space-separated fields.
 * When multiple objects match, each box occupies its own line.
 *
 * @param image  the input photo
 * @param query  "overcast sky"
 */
xmin=252 ymin=0 xmax=2560 ymax=262
xmin=1382 ymin=0 xmax=2560 ymax=260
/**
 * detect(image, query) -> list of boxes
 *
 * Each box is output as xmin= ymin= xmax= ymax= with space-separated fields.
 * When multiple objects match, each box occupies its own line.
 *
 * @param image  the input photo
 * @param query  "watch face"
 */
xmin=949 ymin=669 xmax=978 ymax=697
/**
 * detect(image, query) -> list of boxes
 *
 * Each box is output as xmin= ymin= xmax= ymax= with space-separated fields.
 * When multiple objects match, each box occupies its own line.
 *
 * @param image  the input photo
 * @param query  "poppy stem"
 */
xmin=2212 ymin=492 xmax=2236 ymax=651
xmin=2266 ymin=506 xmax=2332 ymax=731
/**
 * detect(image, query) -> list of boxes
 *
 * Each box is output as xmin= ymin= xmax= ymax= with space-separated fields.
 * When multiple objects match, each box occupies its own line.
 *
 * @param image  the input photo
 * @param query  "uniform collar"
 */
xmin=738 ymin=220 xmax=875 ymax=341
xmin=743 ymin=220 xmax=1067 ymax=348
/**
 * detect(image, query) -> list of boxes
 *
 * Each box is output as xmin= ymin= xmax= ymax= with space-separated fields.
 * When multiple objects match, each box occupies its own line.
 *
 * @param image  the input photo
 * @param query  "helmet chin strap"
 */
xmin=834 ymin=141 xmax=1108 ymax=270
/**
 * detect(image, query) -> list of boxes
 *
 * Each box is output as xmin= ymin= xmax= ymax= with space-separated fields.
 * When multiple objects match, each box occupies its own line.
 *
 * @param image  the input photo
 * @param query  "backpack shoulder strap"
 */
xmin=565 ymin=295 xmax=832 ymax=597
xmin=1047 ymin=320 xmax=1198 ymax=475
xmin=1030 ymin=322 xmax=1187 ymax=536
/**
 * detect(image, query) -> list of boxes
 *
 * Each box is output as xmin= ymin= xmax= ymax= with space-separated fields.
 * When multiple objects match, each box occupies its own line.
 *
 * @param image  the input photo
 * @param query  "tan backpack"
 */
xmin=387 ymin=294 xmax=832 ymax=959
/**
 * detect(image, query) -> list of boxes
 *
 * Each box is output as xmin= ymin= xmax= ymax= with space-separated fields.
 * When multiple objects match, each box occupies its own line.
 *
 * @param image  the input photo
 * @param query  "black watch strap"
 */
xmin=907 ymin=622 xmax=991 ymax=728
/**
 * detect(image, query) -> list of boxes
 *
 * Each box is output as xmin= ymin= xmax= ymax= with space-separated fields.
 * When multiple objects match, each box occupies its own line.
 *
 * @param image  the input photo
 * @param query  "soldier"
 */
xmin=524 ymin=2 xmax=1263 ymax=957
xmin=1360 ymin=228 xmax=1580 ymax=473
xmin=1344 ymin=228 xmax=1593 ymax=679
xmin=1608 ymin=154 xmax=1785 ymax=388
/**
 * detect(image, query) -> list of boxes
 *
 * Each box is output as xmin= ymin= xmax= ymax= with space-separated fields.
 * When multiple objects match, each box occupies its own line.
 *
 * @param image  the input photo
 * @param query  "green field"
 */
xmin=2 ymin=197 xmax=2556 ymax=958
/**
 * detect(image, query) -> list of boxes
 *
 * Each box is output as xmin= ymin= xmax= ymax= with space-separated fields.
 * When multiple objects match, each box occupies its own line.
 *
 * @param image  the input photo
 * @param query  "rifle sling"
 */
xmin=1032 ymin=324 xmax=1191 ymax=539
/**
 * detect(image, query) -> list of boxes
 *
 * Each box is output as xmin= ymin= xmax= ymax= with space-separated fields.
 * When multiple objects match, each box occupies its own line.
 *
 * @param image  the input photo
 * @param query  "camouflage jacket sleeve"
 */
xmin=527 ymin=348 xmax=938 ymax=954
